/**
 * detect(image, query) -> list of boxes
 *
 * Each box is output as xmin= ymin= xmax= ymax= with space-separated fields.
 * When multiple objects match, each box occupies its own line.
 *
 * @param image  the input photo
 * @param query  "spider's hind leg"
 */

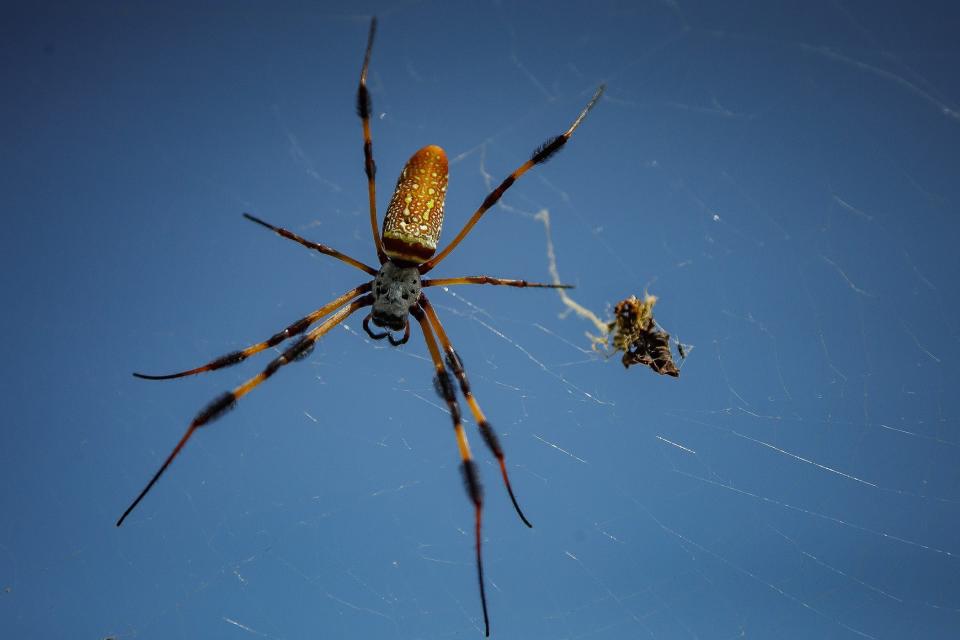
xmin=356 ymin=17 xmax=387 ymax=264
xmin=242 ymin=213 xmax=377 ymax=275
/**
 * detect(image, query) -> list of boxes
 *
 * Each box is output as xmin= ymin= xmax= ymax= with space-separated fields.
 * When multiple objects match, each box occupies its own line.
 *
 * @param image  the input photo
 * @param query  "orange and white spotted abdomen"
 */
xmin=382 ymin=145 xmax=449 ymax=264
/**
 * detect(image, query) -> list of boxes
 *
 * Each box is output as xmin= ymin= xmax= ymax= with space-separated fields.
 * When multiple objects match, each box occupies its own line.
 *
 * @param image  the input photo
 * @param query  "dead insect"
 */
xmin=606 ymin=294 xmax=679 ymax=377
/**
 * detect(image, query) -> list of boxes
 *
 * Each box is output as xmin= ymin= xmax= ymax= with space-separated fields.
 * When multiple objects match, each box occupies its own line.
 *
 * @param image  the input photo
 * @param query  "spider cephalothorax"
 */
xmin=118 ymin=17 xmax=603 ymax=637
xmin=367 ymin=260 xmax=421 ymax=338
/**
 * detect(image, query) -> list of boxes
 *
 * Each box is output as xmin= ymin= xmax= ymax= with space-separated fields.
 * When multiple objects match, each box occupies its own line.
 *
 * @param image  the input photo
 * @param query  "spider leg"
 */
xmin=117 ymin=294 xmax=373 ymax=527
xmin=419 ymin=294 xmax=532 ymax=528
xmin=356 ymin=17 xmax=388 ymax=265
xmin=133 ymin=283 xmax=371 ymax=380
xmin=423 ymin=276 xmax=573 ymax=289
xmin=243 ymin=213 xmax=377 ymax=275
xmin=419 ymin=84 xmax=605 ymax=274
xmin=412 ymin=304 xmax=490 ymax=637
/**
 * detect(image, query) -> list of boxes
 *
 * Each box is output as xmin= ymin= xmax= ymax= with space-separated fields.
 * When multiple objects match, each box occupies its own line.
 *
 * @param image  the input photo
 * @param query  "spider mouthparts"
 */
xmin=371 ymin=313 xmax=406 ymax=332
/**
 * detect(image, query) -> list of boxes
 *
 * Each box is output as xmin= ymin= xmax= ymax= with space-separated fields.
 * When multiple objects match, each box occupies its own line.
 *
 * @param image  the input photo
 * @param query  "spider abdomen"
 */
xmin=382 ymin=145 xmax=448 ymax=264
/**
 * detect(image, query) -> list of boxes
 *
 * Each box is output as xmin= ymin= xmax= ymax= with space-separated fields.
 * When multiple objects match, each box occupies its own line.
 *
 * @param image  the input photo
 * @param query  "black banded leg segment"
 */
xmin=114 ymin=392 xmax=235 ymax=527
xmin=117 ymin=294 xmax=374 ymax=528
xmin=357 ymin=17 xmax=387 ymax=264
xmin=463 ymin=459 xmax=488 ymax=638
xmin=133 ymin=283 xmax=372 ymax=380
xmin=419 ymin=84 xmax=605 ymax=274
xmin=411 ymin=305 xmax=490 ymax=636
xmin=243 ymin=213 xmax=377 ymax=275
xmin=419 ymin=294 xmax=532 ymax=528
xmin=423 ymin=276 xmax=573 ymax=290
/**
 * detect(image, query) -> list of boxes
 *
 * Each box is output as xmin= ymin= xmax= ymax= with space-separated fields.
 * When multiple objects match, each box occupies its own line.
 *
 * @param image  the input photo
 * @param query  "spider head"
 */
xmin=371 ymin=260 xmax=422 ymax=330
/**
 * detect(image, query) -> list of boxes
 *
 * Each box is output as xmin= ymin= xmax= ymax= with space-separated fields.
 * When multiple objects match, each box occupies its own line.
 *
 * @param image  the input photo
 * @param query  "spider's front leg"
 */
xmin=411 ymin=303 xmax=491 ymax=637
xmin=117 ymin=294 xmax=373 ymax=527
xmin=419 ymin=294 xmax=532 ymax=527
xmin=133 ymin=283 xmax=372 ymax=380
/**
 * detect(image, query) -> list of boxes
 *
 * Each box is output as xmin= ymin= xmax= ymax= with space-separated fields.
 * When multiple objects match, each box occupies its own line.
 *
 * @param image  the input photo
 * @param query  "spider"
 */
xmin=116 ymin=18 xmax=603 ymax=636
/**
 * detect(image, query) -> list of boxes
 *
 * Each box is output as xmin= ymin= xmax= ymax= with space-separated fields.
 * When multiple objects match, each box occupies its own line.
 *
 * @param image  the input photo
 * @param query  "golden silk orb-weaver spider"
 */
xmin=116 ymin=17 xmax=603 ymax=636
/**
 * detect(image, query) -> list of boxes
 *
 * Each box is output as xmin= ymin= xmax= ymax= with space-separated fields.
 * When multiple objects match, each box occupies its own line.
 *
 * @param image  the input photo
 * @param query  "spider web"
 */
xmin=3 ymin=2 xmax=960 ymax=639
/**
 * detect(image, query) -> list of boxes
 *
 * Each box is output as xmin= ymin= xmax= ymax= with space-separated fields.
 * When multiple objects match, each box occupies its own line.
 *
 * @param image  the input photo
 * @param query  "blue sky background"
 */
xmin=3 ymin=1 xmax=960 ymax=638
